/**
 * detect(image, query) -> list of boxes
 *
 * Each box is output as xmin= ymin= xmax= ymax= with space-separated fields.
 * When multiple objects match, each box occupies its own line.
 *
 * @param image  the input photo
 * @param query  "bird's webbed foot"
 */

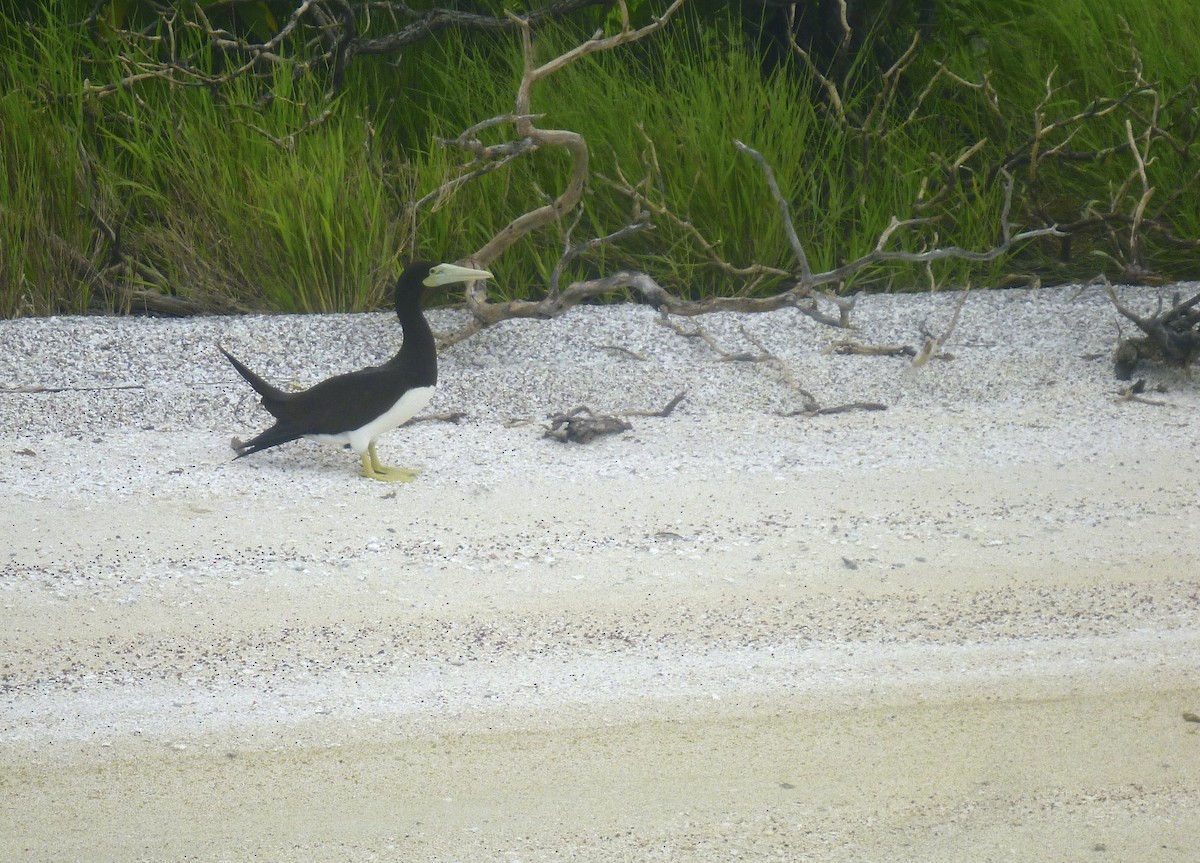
xmin=359 ymin=444 xmax=420 ymax=482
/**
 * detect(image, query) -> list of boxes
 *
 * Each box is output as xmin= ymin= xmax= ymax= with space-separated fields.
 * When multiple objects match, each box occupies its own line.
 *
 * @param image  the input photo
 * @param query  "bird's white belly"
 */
xmin=308 ymin=385 xmax=435 ymax=454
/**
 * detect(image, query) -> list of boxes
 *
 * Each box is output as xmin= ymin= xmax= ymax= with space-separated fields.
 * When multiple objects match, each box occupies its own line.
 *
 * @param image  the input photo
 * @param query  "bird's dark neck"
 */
xmin=391 ymin=287 xmax=437 ymax=384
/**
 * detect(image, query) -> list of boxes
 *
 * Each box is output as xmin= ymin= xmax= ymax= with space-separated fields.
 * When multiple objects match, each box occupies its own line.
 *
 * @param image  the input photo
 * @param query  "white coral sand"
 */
xmin=2 ymin=283 xmax=1198 ymax=862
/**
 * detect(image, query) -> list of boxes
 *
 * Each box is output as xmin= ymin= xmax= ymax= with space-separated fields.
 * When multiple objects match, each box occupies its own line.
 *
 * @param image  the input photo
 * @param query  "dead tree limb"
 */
xmin=733 ymin=140 xmax=813 ymax=281
xmin=786 ymin=401 xmax=889 ymax=417
xmin=911 ymin=288 xmax=969 ymax=366
xmin=538 ymin=390 xmax=684 ymax=443
xmin=1113 ymin=378 xmax=1172 ymax=406
xmin=434 ymin=3 xmax=686 ymax=307
xmin=827 ymin=288 xmax=967 ymax=364
xmin=1107 ymin=279 xmax=1200 ymax=378
xmin=416 ymin=0 xmax=1063 ymax=347
xmin=652 ymin=314 xmax=885 ymax=417
xmin=828 ymin=341 xmax=915 ymax=358
xmin=625 ymin=390 xmax=687 ymax=418
xmin=436 ymin=150 xmax=1051 ymax=346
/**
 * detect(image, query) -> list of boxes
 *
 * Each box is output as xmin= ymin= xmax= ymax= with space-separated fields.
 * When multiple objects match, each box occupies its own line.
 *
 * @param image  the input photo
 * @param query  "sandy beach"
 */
xmin=2 ymin=283 xmax=1198 ymax=861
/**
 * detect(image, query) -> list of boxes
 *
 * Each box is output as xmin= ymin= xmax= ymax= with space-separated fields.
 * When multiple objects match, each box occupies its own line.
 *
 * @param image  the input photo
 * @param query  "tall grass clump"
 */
xmin=96 ymin=61 xmax=410 ymax=313
xmin=0 ymin=6 xmax=104 ymax=317
xmin=3 ymin=1 xmax=415 ymax=316
xmin=553 ymin=20 xmax=1007 ymax=293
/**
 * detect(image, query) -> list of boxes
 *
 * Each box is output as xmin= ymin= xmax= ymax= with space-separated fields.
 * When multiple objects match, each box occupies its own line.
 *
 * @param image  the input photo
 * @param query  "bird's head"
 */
xmin=395 ymin=260 xmax=494 ymax=313
xmin=421 ymin=261 xmax=494 ymax=288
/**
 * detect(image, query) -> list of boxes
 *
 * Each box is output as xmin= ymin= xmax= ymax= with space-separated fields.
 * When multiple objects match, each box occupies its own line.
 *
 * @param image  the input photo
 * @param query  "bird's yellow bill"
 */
xmin=423 ymin=263 xmax=494 ymax=287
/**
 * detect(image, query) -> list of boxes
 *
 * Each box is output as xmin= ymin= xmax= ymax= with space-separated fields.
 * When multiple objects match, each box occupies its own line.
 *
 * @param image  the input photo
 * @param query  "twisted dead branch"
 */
xmin=1106 ymin=278 xmax=1200 ymax=378
xmin=827 ymin=287 xmax=967 ymax=366
xmin=423 ymin=6 xmax=1059 ymax=346
xmin=433 ymin=127 xmax=1055 ymax=346
xmin=653 ymin=315 xmax=885 ymax=417
xmin=400 ymin=0 xmax=1063 ymax=347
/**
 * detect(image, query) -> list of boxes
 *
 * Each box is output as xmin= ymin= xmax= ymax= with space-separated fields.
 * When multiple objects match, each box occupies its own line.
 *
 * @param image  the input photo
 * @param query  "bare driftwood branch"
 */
xmin=1114 ymin=378 xmax=1172 ymax=406
xmin=733 ymin=140 xmax=812 ymax=280
xmin=416 ymin=1 xmax=1061 ymax=346
xmin=548 ymin=222 xmax=653 ymax=297
xmin=719 ymin=144 xmax=1059 ymax=295
xmin=542 ymin=387 xmax=684 ymax=443
xmin=437 ymin=136 xmax=1042 ymax=346
xmin=911 ymin=288 xmax=969 ymax=366
xmin=654 ymin=315 xmax=772 ymax=362
xmin=828 ymin=340 xmax=916 ymax=358
xmin=623 ymin=390 xmax=687 ymax=418
xmin=827 ymin=288 xmax=967 ymax=364
xmin=784 ymin=401 xmax=888 ymax=417
xmin=543 ymin=407 xmax=632 ymax=443
xmin=652 ymin=314 xmax=886 ymax=418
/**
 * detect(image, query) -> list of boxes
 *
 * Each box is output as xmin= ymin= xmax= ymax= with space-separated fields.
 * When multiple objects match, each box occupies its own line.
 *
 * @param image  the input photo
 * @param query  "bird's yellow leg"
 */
xmin=358 ymin=451 xmax=383 ymax=480
xmin=361 ymin=441 xmax=419 ymax=482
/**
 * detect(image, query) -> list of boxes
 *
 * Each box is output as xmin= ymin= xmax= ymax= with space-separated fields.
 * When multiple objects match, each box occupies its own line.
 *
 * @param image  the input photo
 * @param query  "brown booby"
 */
xmin=221 ymin=260 xmax=492 ymax=481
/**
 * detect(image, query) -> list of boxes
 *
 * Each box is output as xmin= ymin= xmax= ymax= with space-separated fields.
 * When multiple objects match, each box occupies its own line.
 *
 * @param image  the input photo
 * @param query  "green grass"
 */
xmin=1 ymin=0 xmax=1198 ymax=317
xmin=0 ymin=6 xmax=101 ymax=316
xmin=85 ymin=34 xmax=412 ymax=314
xmin=97 ymin=66 xmax=409 ymax=313
xmin=2 ymin=2 xmax=412 ymax=316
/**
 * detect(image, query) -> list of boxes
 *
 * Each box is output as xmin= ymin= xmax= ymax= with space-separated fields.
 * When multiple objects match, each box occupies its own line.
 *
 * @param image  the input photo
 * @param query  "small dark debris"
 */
xmin=411 ymin=411 xmax=466 ymax=425
xmin=842 ymin=557 xmax=859 ymax=570
xmin=15 ymin=448 xmax=36 ymax=457
xmin=595 ymin=343 xmax=647 ymax=361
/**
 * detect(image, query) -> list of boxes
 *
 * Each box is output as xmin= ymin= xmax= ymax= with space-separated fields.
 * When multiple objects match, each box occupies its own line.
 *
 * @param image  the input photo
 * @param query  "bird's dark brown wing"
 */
xmin=232 ymin=362 xmax=425 ymax=456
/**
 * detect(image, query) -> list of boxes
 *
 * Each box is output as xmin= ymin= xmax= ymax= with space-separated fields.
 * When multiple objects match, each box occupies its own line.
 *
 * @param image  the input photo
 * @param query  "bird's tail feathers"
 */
xmin=230 ymin=426 xmax=302 ymax=458
xmin=219 ymin=345 xmax=290 ymax=413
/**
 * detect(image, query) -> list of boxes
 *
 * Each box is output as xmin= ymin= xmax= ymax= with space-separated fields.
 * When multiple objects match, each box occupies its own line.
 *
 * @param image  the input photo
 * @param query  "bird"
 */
xmin=220 ymin=260 xmax=493 ymax=481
